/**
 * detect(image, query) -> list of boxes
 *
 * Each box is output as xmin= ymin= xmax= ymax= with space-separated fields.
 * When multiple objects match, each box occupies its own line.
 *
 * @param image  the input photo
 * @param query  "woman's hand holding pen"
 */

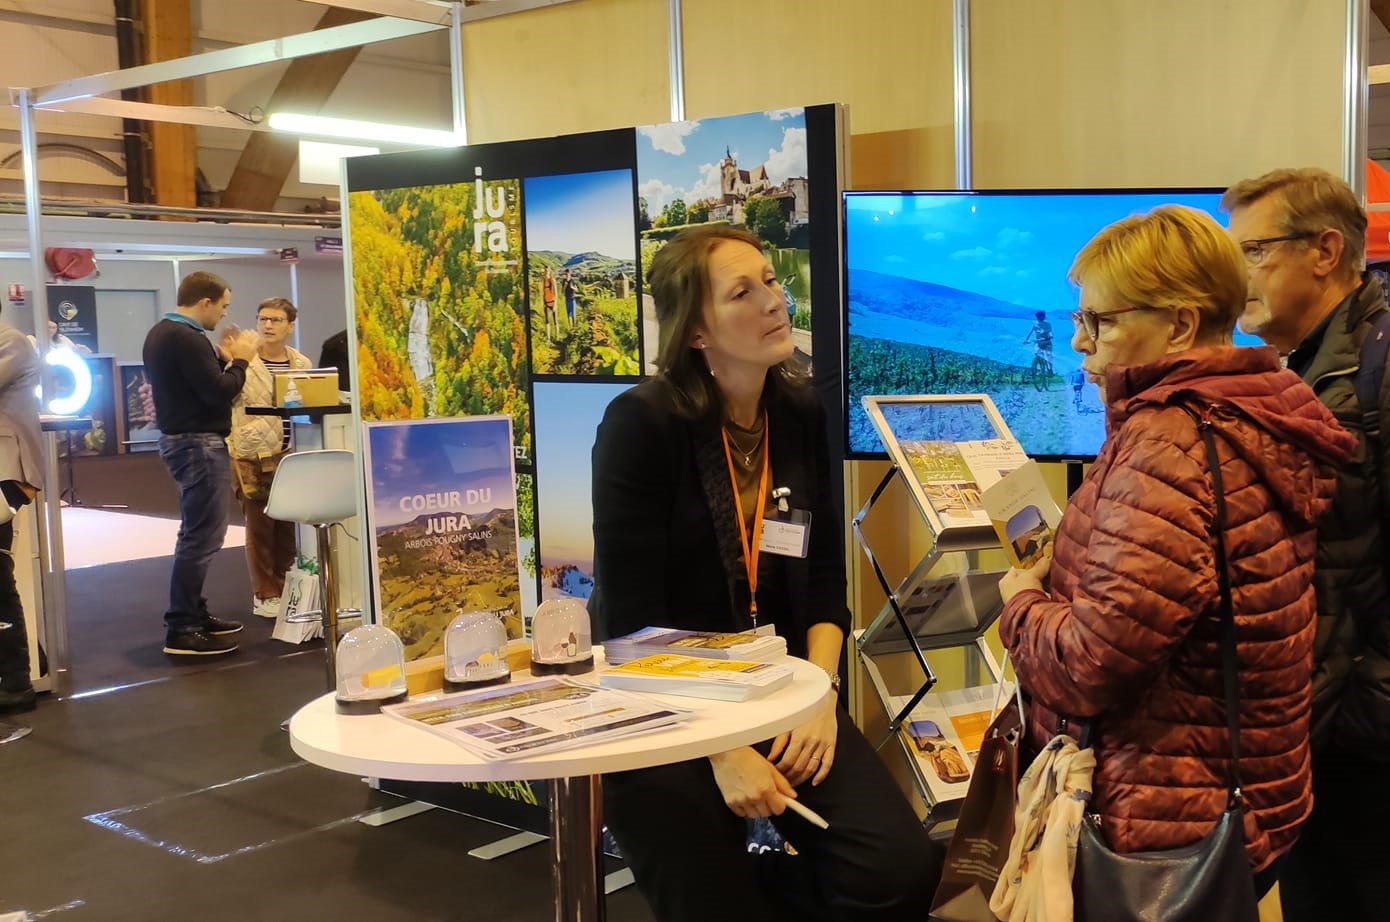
xmin=708 ymin=747 xmax=796 ymax=819
xmin=769 ymin=692 xmax=837 ymax=787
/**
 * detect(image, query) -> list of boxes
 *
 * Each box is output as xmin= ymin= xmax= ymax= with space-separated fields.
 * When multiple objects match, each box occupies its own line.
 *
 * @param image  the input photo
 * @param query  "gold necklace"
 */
xmin=724 ymin=422 xmax=764 ymax=469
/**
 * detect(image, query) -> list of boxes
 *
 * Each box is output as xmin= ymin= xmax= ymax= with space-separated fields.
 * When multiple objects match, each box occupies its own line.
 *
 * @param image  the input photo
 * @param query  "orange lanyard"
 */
xmin=722 ymin=412 xmax=770 ymax=627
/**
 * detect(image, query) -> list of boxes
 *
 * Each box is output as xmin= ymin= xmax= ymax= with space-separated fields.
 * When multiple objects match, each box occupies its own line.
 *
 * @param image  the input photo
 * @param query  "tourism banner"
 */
xmin=362 ymin=415 xmax=524 ymax=658
xmin=344 ymin=106 xmax=845 ymax=629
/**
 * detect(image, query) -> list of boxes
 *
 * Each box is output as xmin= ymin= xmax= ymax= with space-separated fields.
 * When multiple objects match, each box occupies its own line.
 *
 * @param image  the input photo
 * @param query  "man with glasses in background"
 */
xmin=1223 ymin=168 xmax=1390 ymax=918
xmin=229 ymin=298 xmax=311 ymax=620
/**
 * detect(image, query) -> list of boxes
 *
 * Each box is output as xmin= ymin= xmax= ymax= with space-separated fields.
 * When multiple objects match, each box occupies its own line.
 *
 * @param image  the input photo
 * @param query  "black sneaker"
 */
xmin=0 ymin=681 xmax=36 ymax=714
xmin=202 ymin=615 xmax=243 ymax=637
xmin=164 ymin=629 xmax=239 ymax=656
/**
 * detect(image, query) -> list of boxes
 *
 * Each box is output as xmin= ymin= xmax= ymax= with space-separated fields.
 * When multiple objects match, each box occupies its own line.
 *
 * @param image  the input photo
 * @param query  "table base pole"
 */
xmin=549 ymin=775 xmax=604 ymax=922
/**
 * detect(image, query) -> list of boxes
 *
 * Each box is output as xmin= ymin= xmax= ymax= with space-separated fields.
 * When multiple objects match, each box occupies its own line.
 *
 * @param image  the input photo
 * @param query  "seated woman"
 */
xmin=590 ymin=225 xmax=942 ymax=922
xmin=997 ymin=206 xmax=1356 ymax=898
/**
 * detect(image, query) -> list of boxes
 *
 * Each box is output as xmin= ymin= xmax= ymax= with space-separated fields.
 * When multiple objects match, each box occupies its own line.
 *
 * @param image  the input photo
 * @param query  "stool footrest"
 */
xmin=286 ymin=608 xmax=365 ymax=625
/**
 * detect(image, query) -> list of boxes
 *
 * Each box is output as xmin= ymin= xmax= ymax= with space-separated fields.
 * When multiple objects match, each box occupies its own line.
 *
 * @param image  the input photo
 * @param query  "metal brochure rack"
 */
xmin=853 ymin=394 xmax=1020 ymax=824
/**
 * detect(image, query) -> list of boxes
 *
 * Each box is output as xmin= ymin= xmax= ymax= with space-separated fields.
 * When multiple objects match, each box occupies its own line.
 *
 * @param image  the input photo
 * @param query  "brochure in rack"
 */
xmin=602 ymin=626 xmax=787 ymax=665
xmin=599 ymin=653 xmax=794 ymax=702
xmin=382 ymin=676 xmax=690 ymax=760
xmin=897 ymin=438 xmax=1029 ymax=531
xmin=890 ymin=682 xmax=1014 ymax=803
xmin=981 ymin=459 xmax=1064 ymax=569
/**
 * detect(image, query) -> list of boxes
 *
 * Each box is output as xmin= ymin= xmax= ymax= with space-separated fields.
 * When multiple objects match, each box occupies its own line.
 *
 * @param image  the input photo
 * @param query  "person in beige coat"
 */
xmin=0 ymin=318 xmax=44 ymax=712
xmin=229 ymin=297 xmax=311 ymax=617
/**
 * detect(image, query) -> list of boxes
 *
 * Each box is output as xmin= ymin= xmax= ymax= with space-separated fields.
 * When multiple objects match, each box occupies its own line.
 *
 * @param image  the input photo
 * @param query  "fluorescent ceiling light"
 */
xmin=268 ymin=112 xmax=460 ymax=147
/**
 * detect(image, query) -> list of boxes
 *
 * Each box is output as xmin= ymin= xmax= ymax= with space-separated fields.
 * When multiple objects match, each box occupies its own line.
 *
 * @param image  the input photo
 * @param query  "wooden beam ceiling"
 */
xmin=1374 ymin=0 xmax=1390 ymax=38
xmin=140 ymin=0 xmax=196 ymax=209
xmin=218 ymin=7 xmax=377 ymax=212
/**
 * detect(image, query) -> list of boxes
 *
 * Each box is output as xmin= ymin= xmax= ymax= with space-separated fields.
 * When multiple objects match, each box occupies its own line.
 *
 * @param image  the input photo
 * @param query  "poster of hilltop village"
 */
xmin=345 ymin=105 xmax=844 ymax=656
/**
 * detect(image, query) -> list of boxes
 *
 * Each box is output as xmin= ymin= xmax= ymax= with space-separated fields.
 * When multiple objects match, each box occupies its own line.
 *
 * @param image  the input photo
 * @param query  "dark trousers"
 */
xmin=1278 ymin=743 xmax=1390 ymax=920
xmin=603 ymin=707 xmax=944 ymax=922
xmin=237 ymin=487 xmax=296 ymax=600
xmin=0 ymin=520 xmax=29 ymax=690
xmin=159 ymin=433 xmax=231 ymax=633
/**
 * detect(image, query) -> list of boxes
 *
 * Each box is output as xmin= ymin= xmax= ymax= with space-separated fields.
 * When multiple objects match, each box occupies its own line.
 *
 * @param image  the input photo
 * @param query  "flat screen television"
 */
xmin=843 ymin=189 xmax=1262 ymax=461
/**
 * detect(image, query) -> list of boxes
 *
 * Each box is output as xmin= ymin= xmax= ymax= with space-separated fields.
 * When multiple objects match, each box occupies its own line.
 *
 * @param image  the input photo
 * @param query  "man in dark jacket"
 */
xmin=1224 ymin=168 xmax=1390 ymax=919
xmin=143 ymin=272 xmax=257 ymax=657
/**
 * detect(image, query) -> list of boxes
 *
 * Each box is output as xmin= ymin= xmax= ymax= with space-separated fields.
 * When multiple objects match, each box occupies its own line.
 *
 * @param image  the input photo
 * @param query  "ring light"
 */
xmin=40 ymin=346 xmax=92 ymax=415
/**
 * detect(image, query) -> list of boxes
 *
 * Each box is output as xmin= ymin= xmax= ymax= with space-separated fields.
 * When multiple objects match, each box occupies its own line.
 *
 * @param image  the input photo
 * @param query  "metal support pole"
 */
xmin=450 ymin=2 xmax=468 ymax=143
xmin=18 ymin=89 xmax=70 ymax=689
xmin=317 ymin=523 xmax=339 ymax=689
xmin=548 ymin=775 xmax=605 ymax=922
xmin=952 ymin=0 xmax=972 ymax=190
xmin=1345 ymin=0 xmax=1369 ymax=201
xmin=289 ymin=261 xmax=301 ymax=353
xmin=667 ymin=0 xmax=685 ymax=122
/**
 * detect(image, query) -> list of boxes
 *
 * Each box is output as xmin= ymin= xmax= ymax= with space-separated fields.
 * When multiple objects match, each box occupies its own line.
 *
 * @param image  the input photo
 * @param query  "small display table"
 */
xmin=290 ymin=656 xmax=830 ymax=922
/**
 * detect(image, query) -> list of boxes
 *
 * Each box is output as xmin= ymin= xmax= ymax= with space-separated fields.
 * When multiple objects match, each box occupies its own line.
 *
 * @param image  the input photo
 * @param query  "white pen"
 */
xmin=780 ymin=796 xmax=829 ymax=830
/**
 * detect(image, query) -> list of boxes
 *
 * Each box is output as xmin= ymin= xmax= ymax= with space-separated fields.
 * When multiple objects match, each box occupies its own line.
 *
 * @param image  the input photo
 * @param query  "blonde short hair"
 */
xmin=1069 ymin=205 xmax=1247 ymax=339
xmin=1220 ymin=167 xmax=1366 ymax=279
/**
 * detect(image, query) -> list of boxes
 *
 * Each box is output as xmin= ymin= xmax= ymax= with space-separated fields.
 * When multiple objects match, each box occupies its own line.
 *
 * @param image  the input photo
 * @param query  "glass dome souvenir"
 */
xmin=444 ymin=608 xmax=511 ymax=692
xmin=530 ymin=597 xmax=594 ymax=675
xmin=334 ymin=624 xmax=408 ymax=714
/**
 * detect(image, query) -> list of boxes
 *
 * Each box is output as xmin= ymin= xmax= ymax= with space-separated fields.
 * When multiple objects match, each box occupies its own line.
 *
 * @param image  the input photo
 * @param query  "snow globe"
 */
xmin=444 ymin=608 xmax=511 ymax=691
xmin=334 ymin=624 xmax=408 ymax=714
xmin=529 ymin=598 xmax=594 ymax=675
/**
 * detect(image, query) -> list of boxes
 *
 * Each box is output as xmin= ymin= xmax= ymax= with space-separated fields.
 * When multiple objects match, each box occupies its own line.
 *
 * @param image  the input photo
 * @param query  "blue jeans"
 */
xmin=158 ymin=433 xmax=230 ymax=632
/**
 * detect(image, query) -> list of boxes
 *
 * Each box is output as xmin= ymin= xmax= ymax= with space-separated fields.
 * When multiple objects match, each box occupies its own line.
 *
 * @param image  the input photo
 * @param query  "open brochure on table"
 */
xmin=889 ymin=682 xmax=1015 ymax=803
xmin=382 ymin=676 xmax=691 ymax=761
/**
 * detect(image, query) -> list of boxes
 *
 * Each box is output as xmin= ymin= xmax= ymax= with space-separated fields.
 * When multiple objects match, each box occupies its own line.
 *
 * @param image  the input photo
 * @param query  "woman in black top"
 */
xmin=590 ymin=225 xmax=941 ymax=922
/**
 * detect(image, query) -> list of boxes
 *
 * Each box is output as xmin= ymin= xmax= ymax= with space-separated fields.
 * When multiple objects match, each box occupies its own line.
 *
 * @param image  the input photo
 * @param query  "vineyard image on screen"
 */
xmin=843 ymin=190 xmax=1256 ymax=459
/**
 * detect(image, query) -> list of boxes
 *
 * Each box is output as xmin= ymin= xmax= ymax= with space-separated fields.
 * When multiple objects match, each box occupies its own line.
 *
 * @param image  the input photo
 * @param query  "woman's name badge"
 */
xmin=760 ymin=509 xmax=811 ymax=558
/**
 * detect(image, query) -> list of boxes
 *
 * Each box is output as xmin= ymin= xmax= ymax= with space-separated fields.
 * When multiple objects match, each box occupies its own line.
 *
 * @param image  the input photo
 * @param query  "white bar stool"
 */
xmin=265 ymin=449 xmax=361 ymax=688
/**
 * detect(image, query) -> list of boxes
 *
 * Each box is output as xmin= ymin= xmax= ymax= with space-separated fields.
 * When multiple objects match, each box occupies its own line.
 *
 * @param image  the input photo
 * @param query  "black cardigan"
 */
xmin=588 ymin=377 xmax=849 ymax=659
xmin=142 ymin=318 xmax=248 ymax=437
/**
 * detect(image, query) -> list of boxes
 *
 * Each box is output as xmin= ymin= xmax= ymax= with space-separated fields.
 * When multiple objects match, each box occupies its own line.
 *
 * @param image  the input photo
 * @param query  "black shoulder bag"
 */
xmin=1073 ymin=411 xmax=1260 ymax=922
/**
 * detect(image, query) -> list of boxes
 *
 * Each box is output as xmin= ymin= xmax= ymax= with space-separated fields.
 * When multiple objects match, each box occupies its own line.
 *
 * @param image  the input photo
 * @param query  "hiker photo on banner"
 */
xmin=524 ymin=169 xmax=640 ymax=377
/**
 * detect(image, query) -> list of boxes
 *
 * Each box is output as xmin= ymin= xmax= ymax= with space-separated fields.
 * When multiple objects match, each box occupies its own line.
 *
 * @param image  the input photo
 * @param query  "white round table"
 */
xmin=290 ymin=656 xmax=829 ymax=922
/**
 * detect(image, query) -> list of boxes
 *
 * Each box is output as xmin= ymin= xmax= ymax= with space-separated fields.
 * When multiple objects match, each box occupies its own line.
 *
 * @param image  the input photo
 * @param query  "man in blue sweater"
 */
xmin=143 ymin=272 xmax=258 ymax=656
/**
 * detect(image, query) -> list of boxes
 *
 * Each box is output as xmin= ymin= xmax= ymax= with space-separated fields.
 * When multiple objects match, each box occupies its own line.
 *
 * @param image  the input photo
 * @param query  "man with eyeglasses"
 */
xmin=228 ymin=297 xmax=312 ymax=621
xmin=1222 ymin=167 xmax=1390 ymax=919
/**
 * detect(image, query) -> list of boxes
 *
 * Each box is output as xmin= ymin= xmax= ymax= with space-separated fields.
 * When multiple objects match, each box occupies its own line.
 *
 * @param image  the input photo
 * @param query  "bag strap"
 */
xmin=1190 ymin=406 xmax=1244 ymax=808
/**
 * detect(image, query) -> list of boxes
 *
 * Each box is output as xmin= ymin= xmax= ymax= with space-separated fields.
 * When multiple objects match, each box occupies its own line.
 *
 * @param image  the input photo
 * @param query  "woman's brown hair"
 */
xmin=649 ymin=224 xmax=804 ymax=419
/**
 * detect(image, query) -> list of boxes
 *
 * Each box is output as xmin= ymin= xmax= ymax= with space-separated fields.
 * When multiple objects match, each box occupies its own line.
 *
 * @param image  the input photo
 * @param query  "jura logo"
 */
xmin=472 ymin=166 xmax=510 ymax=256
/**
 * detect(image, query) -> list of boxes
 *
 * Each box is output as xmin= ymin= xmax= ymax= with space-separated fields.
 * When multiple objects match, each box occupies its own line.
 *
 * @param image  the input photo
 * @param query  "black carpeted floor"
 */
xmin=65 ymin=548 xmax=291 ymax=694
xmin=2 ymin=548 xmax=657 ymax=922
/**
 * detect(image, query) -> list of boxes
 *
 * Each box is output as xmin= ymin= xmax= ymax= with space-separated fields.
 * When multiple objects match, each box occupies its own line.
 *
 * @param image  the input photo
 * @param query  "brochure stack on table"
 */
xmin=600 ymin=653 xmax=795 ymax=702
xmin=602 ymin=627 xmax=787 ymax=665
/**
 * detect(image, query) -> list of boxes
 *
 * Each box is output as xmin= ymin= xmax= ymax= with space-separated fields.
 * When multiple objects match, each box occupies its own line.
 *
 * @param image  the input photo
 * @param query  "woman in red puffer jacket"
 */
xmin=998 ymin=205 xmax=1356 ymax=899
